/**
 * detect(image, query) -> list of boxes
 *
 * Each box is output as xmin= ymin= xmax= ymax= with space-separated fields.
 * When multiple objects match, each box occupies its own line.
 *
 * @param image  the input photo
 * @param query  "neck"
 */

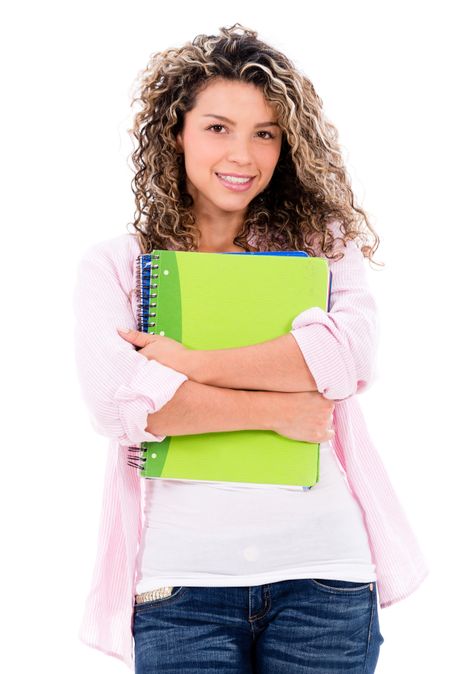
xmin=195 ymin=213 xmax=246 ymax=253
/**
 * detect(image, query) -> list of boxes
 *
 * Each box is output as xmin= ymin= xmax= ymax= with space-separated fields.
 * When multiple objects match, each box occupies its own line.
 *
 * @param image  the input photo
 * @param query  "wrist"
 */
xmin=186 ymin=349 xmax=210 ymax=384
xmin=246 ymin=389 xmax=283 ymax=432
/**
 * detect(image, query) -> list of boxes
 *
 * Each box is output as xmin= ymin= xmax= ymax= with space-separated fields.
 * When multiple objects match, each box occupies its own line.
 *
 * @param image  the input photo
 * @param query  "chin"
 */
xmin=213 ymin=194 xmax=255 ymax=211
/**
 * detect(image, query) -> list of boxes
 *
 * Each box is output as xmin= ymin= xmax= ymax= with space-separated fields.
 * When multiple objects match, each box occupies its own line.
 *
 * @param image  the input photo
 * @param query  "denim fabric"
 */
xmin=132 ymin=578 xmax=384 ymax=672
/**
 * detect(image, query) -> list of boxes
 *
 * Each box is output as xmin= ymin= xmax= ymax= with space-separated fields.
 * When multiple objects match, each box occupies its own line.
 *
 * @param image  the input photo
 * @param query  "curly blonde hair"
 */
xmin=128 ymin=23 xmax=380 ymax=263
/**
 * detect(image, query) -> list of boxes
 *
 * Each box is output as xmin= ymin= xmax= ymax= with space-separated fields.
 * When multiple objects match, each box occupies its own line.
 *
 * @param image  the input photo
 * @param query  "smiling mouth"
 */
xmin=216 ymin=173 xmax=254 ymax=183
xmin=215 ymin=173 xmax=256 ymax=191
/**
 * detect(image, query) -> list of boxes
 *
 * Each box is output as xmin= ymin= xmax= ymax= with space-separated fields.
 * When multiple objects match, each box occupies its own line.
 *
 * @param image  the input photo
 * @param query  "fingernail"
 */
xmin=117 ymin=327 xmax=131 ymax=333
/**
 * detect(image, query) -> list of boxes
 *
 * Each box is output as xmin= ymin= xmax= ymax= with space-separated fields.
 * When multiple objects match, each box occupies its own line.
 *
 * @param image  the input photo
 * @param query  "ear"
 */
xmin=175 ymin=132 xmax=184 ymax=154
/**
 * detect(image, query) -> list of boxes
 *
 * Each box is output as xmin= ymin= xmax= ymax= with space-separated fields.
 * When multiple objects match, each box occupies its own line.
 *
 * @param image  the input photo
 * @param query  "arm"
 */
xmin=73 ymin=238 xmax=188 ymax=447
xmin=176 ymin=222 xmax=377 ymax=399
xmin=146 ymin=379 xmax=335 ymax=444
xmin=110 ymin=330 xmax=334 ymax=441
xmin=147 ymin=221 xmax=377 ymax=399
xmin=289 ymin=221 xmax=379 ymax=401
xmin=146 ymin=379 xmax=274 ymax=436
xmin=187 ymin=332 xmax=317 ymax=392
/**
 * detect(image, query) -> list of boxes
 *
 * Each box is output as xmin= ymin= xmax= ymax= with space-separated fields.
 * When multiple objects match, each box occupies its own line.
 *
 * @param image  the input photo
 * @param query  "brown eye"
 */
xmin=257 ymin=130 xmax=275 ymax=139
xmin=207 ymin=124 xmax=226 ymax=133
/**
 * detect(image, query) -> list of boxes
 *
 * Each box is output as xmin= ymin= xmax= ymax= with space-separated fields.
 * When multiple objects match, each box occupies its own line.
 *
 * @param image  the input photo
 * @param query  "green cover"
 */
xmin=139 ymin=250 xmax=330 ymax=488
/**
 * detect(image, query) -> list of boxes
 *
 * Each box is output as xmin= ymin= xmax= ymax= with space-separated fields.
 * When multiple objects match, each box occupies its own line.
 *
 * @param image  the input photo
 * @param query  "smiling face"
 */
xmin=176 ymin=78 xmax=283 ymax=225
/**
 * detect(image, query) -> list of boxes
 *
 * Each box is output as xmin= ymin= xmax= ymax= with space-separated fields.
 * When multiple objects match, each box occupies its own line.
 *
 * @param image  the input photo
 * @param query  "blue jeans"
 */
xmin=132 ymin=578 xmax=384 ymax=673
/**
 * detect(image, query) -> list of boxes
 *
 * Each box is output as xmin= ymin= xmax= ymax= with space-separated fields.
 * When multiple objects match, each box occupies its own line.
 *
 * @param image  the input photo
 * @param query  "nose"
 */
xmin=226 ymin=134 xmax=253 ymax=166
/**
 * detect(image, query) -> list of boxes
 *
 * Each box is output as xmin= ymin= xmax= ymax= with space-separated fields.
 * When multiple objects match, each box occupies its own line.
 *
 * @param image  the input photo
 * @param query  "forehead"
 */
xmin=191 ymin=78 xmax=277 ymax=117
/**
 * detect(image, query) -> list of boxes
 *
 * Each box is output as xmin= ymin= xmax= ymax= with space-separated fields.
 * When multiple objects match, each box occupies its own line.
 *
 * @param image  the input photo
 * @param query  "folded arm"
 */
xmin=186 ymin=224 xmax=378 ymax=401
xmin=145 ymin=380 xmax=335 ymax=444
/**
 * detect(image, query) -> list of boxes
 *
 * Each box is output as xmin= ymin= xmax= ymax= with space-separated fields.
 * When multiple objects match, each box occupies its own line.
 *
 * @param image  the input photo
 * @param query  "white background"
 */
xmin=1 ymin=1 xmax=448 ymax=672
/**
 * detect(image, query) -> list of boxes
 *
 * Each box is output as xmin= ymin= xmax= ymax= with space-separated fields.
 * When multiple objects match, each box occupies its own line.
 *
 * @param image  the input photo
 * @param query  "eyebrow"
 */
xmin=202 ymin=114 xmax=280 ymax=128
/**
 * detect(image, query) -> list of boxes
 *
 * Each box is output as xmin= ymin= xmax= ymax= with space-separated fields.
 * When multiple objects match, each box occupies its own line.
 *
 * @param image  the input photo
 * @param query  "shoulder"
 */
xmin=76 ymin=232 xmax=142 ymax=299
xmin=310 ymin=219 xmax=367 ymax=271
xmin=79 ymin=232 xmax=141 ymax=268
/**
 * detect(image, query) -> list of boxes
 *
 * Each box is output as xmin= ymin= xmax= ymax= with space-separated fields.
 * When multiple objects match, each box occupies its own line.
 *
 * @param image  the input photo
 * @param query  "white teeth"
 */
xmin=218 ymin=174 xmax=252 ymax=184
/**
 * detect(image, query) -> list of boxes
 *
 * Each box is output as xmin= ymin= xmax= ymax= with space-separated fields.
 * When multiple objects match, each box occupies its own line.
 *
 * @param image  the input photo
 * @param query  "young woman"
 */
xmin=74 ymin=24 xmax=428 ymax=673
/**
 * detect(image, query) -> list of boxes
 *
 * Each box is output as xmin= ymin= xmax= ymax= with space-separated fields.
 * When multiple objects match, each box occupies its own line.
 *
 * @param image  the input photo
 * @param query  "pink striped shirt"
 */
xmin=73 ymin=223 xmax=429 ymax=669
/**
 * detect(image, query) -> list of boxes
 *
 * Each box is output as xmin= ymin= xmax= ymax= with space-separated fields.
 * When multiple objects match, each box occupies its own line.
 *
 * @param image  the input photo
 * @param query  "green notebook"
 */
xmin=130 ymin=250 xmax=331 ymax=489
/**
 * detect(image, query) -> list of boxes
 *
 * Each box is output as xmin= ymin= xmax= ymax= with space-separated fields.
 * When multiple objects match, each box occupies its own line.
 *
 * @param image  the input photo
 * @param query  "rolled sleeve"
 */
xmin=114 ymin=358 xmax=188 ymax=445
xmin=290 ymin=228 xmax=379 ymax=400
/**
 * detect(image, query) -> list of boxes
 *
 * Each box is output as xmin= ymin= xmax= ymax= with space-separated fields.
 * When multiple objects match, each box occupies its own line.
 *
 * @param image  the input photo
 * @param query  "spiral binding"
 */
xmin=127 ymin=444 xmax=146 ymax=470
xmin=135 ymin=253 xmax=160 ymax=335
xmin=127 ymin=252 xmax=160 ymax=470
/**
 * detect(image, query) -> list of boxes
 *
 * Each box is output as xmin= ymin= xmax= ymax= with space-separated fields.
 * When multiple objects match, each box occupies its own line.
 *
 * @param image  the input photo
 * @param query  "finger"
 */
xmin=116 ymin=327 xmax=153 ymax=347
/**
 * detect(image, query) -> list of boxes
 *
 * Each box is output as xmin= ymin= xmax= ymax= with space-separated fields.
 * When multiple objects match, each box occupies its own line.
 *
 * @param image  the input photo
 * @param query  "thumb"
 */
xmin=116 ymin=327 xmax=153 ymax=347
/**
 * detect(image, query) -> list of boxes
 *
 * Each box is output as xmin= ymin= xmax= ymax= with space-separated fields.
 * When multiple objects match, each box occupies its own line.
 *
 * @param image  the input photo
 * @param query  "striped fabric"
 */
xmin=73 ymin=223 xmax=429 ymax=669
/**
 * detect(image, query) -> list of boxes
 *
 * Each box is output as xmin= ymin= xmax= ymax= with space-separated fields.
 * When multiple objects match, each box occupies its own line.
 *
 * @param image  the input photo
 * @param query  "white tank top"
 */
xmin=135 ymin=441 xmax=377 ymax=592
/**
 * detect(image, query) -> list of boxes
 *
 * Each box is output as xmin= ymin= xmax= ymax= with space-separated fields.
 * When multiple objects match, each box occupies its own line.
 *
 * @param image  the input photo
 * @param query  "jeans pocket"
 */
xmin=309 ymin=578 xmax=374 ymax=593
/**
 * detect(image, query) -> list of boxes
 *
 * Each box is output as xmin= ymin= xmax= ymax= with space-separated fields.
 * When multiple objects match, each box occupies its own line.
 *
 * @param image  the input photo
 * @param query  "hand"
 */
xmin=117 ymin=328 xmax=192 ymax=376
xmin=273 ymin=391 xmax=335 ymax=443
